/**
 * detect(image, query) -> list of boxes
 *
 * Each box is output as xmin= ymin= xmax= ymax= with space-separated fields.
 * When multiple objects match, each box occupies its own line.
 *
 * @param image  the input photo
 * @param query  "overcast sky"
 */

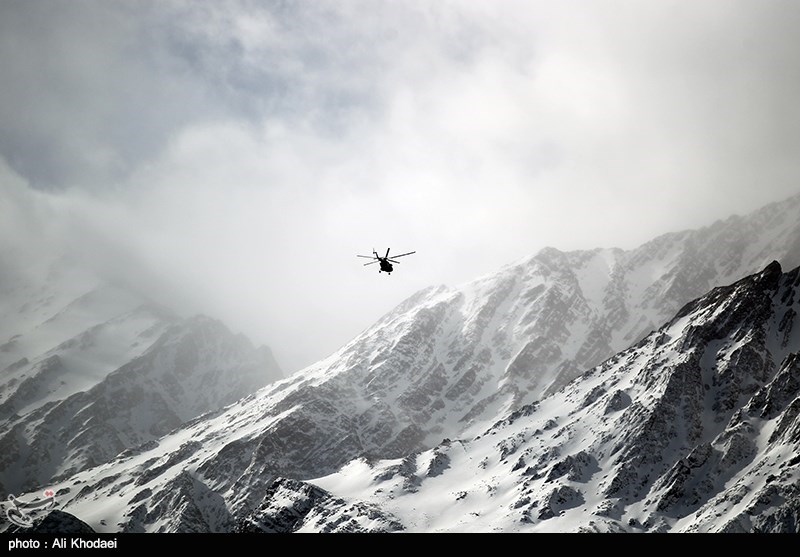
xmin=2 ymin=0 xmax=800 ymax=372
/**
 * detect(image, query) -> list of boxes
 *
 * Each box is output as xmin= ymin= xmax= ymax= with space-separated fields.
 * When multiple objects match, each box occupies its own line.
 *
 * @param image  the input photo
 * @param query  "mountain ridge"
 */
xmin=0 ymin=267 xmax=283 ymax=496
xmin=289 ymin=260 xmax=800 ymax=532
xmin=3 ymin=193 xmax=800 ymax=532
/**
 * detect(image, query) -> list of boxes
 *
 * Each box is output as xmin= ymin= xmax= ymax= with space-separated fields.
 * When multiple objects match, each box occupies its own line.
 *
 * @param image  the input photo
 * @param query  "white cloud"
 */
xmin=3 ymin=1 xmax=800 ymax=370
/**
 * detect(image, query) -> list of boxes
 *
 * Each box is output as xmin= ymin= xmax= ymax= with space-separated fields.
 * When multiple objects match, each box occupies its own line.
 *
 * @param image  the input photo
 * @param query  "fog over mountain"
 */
xmin=0 ymin=262 xmax=283 ymax=497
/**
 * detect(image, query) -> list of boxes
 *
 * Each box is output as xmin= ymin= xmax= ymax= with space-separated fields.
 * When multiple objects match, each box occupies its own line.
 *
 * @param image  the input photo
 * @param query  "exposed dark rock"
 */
xmin=236 ymin=478 xmax=404 ymax=533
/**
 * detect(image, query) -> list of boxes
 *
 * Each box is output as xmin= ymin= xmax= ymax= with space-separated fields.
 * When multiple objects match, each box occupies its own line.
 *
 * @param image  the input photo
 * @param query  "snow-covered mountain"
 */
xmin=249 ymin=260 xmax=800 ymax=532
xmin=11 ymin=193 xmax=799 ymax=533
xmin=0 ymin=262 xmax=283 ymax=496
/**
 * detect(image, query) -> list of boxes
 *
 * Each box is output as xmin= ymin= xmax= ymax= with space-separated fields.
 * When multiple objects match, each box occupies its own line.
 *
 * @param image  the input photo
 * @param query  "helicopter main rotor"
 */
xmin=356 ymin=248 xmax=416 ymax=269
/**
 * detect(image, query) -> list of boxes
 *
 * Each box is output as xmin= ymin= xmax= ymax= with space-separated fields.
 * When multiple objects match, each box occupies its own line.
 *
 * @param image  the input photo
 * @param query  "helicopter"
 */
xmin=357 ymin=248 xmax=416 ymax=274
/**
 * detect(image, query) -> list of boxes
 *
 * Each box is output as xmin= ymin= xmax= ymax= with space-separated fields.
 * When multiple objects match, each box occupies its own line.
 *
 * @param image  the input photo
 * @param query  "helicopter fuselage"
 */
xmin=357 ymin=248 xmax=414 ymax=275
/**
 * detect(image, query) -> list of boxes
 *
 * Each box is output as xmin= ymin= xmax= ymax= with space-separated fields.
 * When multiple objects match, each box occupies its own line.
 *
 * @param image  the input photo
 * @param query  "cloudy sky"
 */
xmin=2 ymin=0 xmax=800 ymax=372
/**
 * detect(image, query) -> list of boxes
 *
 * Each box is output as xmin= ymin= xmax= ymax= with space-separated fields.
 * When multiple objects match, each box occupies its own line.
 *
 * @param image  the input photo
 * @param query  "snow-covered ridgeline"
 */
xmin=296 ymin=262 xmax=800 ymax=532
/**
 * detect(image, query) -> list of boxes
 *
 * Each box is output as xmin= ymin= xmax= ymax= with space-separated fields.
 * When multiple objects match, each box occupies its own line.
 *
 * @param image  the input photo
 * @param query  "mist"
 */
xmin=2 ymin=1 xmax=800 ymax=372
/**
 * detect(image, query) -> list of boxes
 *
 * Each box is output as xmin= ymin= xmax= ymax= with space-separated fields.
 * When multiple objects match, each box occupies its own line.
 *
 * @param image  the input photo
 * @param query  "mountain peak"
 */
xmin=760 ymin=259 xmax=783 ymax=282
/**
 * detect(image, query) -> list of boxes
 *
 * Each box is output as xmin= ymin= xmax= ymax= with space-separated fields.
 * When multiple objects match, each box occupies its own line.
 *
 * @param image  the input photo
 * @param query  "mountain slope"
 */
xmin=16 ymin=194 xmax=800 ymax=532
xmin=0 ymin=263 xmax=283 ymax=496
xmin=289 ymin=261 xmax=800 ymax=532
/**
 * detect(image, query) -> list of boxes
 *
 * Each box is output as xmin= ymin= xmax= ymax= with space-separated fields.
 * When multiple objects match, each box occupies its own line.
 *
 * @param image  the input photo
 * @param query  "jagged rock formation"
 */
xmin=303 ymin=262 xmax=800 ymax=532
xmin=235 ymin=477 xmax=403 ymax=533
